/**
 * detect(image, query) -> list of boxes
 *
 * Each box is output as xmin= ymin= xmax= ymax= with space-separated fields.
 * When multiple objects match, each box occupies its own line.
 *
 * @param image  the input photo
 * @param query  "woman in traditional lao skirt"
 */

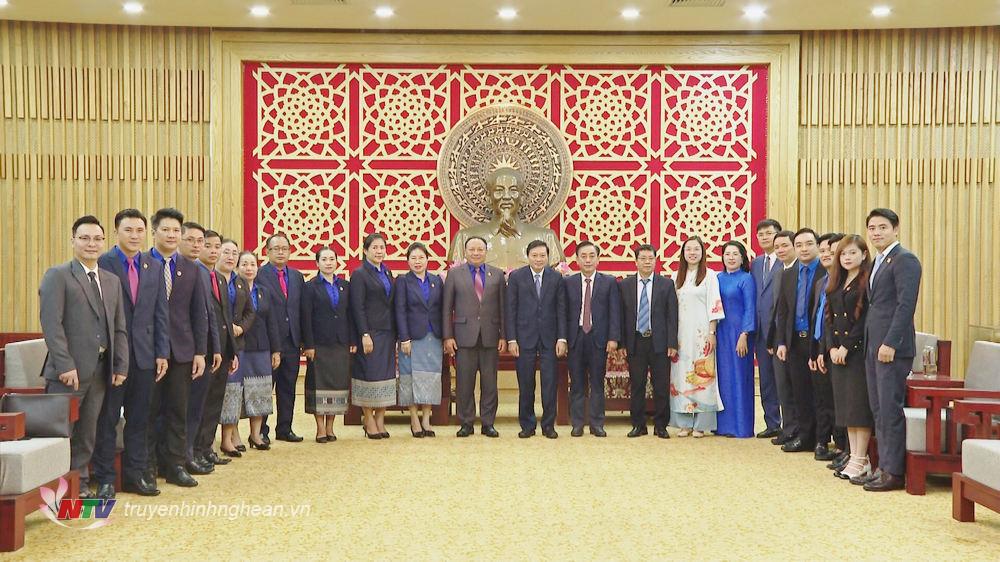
xmin=217 ymin=240 xmax=254 ymax=457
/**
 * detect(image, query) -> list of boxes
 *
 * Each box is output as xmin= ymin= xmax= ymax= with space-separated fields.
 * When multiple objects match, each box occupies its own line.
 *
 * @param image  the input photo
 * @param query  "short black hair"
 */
xmin=575 ymin=240 xmax=600 ymax=256
xmin=220 ymin=238 xmax=239 ymax=249
xmin=773 ymin=230 xmax=795 ymax=244
xmin=793 ymin=228 xmax=818 ymax=245
xmin=72 ymin=215 xmax=104 ymax=236
xmin=182 ymin=222 xmax=206 ymax=236
xmin=867 ymin=208 xmax=900 ymax=228
xmin=151 ymin=208 xmax=184 ymax=230
xmin=829 ymin=233 xmax=845 ymax=245
xmin=465 ymin=236 xmax=488 ymax=249
xmin=406 ymin=242 xmax=429 ymax=259
xmin=113 ymin=208 xmax=147 ymax=229
xmin=525 ymin=239 xmax=549 ymax=257
xmin=362 ymin=232 xmax=386 ymax=251
xmin=314 ymin=245 xmax=337 ymax=262
xmin=204 ymin=230 xmax=221 ymax=241
xmin=633 ymin=243 xmax=657 ymax=259
xmin=265 ymin=233 xmax=290 ymax=249
xmin=817 ymin=232 xmax=841 ymax=246
xmin=756 ymin=218 xmax=782 ymax=233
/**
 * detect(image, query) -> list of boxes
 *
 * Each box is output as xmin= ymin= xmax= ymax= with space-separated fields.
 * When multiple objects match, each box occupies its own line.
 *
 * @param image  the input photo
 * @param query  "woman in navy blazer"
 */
xmin=394 ymin=243 xmax=444 ymax=437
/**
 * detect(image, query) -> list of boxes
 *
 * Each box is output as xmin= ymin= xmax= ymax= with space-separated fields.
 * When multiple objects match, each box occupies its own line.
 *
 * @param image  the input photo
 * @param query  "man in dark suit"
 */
xmin=564 ymin=241 xmax=621 ymax=437
xmin=750 ymin=219 xmax=783 ymax=439
xmin=506 ymin=240 xmax=567 ymax=439
xmin=619 ymin=244 xmax=678 ymax=439
xmin=443 ymin=236 xmax=506 ymax=438
xmin=257 ymin=232 xmax=305 ymax=443
xmin=774 ymin=228 xmax=826 ymax=454
xmin=859 ymin=208 xmax=922 ymax=492
xmin=92 ymin=209 xmax=169 ymax=499
xmin=809 ymin=233 xmax=847 ymax=462
xmin=148 ymin=208 xmax=208 ymax=488
xmin=766 ymin=230 xmax=800 ymax=445
xmin=40 ymin=216 xmax=129 ymax=499
xmin=192 ymin=230 xmax=239 ymax=469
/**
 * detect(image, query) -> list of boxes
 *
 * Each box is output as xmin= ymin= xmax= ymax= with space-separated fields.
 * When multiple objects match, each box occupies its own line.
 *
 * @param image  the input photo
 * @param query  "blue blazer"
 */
xmin=301 ymin=275 xmax=355 ymax=348
xmin=242 ymin=282 xmax=282 ymax=354
xmin=563 ymin=272 xmax=621 ymax=350
xmin=505 ymin=266 xmax=567 ymax=350
xmin=98 ymin=248 xmax=170 ymax=371
xmin=865 ymin=244 xmax=922 ymax=358
xmin=257 ymin=262 xmax=305 ymax=351
xmin=394 ymin=271 xmax=443 ymax=342
xmin=750 ymin=254 xmax=782 ymax=341
xmin=350 ymin=262 xmax=396 ymax=335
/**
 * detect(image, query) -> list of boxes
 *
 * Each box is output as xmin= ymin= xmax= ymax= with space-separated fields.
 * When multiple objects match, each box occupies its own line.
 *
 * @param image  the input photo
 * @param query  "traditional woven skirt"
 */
xmin=240 ymin=350 xmax=274 ymax=417
xmin=305 ymin=343 xmax=350 ymax=415
xmin=398 ymin=333 xmax=443 ymax=406
xmin=351 ymin=329 xmax=397 ymax=408
xmin=220 ymin=352 xmax=248 ymax=425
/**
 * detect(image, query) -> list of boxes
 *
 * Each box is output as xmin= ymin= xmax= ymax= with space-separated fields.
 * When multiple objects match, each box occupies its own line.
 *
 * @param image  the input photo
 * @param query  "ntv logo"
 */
xmin=38 ymin=477 xmax=114 ymax=530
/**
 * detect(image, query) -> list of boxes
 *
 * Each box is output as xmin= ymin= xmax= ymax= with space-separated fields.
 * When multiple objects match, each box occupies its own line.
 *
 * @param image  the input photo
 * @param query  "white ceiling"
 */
xmin=2 ymin=0 xmax=999 ymax=31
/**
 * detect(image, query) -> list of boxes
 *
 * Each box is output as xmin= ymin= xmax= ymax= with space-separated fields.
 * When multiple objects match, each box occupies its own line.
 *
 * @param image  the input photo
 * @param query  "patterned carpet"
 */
xmin=12 ymin=386 xmax=1000 ymax=560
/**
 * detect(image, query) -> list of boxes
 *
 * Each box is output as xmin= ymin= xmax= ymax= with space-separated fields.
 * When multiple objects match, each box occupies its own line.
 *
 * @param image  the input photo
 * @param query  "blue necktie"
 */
xmin=814 ymin=277 xmax=828 ymax=340
xmin=870 ymin=253 xmax=885 ymax=288
xmin=534 ymin=272 xmax=542 ymax=299
xmin=638 ymin=279 xmax=651 ymax=333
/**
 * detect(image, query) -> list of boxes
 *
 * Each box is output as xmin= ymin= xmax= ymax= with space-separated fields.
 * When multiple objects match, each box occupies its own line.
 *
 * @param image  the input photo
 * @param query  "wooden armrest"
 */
xmin=908 ymin=387 xmax=1000 ymax=408
xmin=953 ymin=399 xmax=1000 ymax=439
xmin=0 ymin=412 xmax=26 ymax=440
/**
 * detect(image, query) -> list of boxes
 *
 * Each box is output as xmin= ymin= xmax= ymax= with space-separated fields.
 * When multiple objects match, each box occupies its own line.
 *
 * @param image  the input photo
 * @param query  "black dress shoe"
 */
xmin=205 ymin=451 xmax=232 ymax=465
xmin=518 ymin=429 xmax=536 ymax=438
xmin=482 ymin=425 xmax=500 ymax=438
xmin=756 ymin=428 xmax=781 ymax=439
xmin=221 ymin=447 xmax=242 ymax=458
xmin=590 ymin=427 xmax=607 ymax=437
xmin=864 ymin=472 xmax=905 ymax=492
xmin=827 ymin=451 xmax=850 ymax=470
xmin=95 ymin=483 xmax=116 ymax=500
xmin=627 ymin=426 xmax=648 ymax=438
xmin=571 ymin=426 xmax=584 ymax=437
xmin=327 ymin=433 xmax=337 ymax=442
xmin=165 ymin=465 xmax=198 ymax=487
xmin=276 ymin=431 xmax=304 ymax=442
xmin=123 ymin=476 xmax=160 ymax=497
xmin=542 ymin=428 xmax=558 ymax=439
xmin=364 ymin=428 xmax=382 ymax=440
xmin=456 ymin=424 xmax=474 ymax=438
xmin=186 ymin=460 xmax=214 ymax=475
xmin=814 ymin=444 xmax=838 ymax=461
xmin=248 ymin=437 xmax=270 ymax=450
xmin=771 ymin=433 xmax=793 ymax=445
xmin=410 ymin=428 xmax=424 ymax=438
xmin=781 ymin=437 xmax=814 ymax=452
xmin=851 ymin=468 xmax=882 ymax=486
xmin=654 ymin=427 xmax=671 ymax=439
xmin=316 ymin=435 xmax=330 ymax=443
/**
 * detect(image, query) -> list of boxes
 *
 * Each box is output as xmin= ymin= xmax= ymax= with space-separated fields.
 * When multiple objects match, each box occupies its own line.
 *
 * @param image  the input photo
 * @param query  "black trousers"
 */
xmin=194 ymin=359 xmax=231 ymax=457
xmin=627 ymin=334 xmax=669 ymax=429
xmin=262 ymin=350 xmax=299 ymax=438
xmin=514 ymin=344 xmax=558 ymax=431
xmin=788 ymin=336 xmax=816 ymax=446
xmin=148 ymin=360 xmax=191 ymax=468
xmin=810 ymin=361 xmax=847 ymax=449
xmin=568 ymin=329 xmax=609 ymax=430
xmin=92 ymin=367 xmax=156 ymax=484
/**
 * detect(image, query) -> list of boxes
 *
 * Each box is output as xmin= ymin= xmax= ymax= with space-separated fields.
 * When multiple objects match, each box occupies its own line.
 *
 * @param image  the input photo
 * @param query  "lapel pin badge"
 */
xmin=886 ymin=257 xmax=892 ymax=264
xmin=143 ymin=263 xmax=148 ymax=269
xmin=177 ymin=271 xmax=182 ymax=277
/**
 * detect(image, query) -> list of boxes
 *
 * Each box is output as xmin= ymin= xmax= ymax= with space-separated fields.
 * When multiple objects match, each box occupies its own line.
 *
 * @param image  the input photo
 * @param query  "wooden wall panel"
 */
xmin=0 ymin=22 xmax=210 ymax=330
xmin=796 ymin=27 xmax=1000 ymax=375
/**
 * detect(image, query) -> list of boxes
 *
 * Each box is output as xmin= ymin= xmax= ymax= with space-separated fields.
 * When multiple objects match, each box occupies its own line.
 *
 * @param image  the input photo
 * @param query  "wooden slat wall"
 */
xmin=0 ymin=22 xmax=210 ymax=330
xmin=797 ymin=27 xmax=1000 ymax=375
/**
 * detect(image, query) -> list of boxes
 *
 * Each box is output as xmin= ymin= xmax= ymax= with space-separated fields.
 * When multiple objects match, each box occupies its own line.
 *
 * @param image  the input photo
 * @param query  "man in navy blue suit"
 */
xmin=257 ymin=233 xmax=305 ymax=443
xmin=563 ymin=241 xmax=621 ymax=437
xmin=506 ymin=240 xmax=567 ymax=439
xmin=92 ymin=209 xmax=169 ymax=498
xmin=749 ymin=219 xmax=783 ymax=439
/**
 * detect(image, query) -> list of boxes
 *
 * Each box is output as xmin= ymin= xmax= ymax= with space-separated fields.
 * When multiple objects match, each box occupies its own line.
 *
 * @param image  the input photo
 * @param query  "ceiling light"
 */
xmin=0 ymin=0 xmax=9 ymax=8
xmin=871 ymin=5 xmax=891 ymax=17
xmin=743 ymin=4 xmax=766 ymax=20
xmin=122 ymin=2 xmax=143 ymax=14
xmin=374 ymin=6 xmax=394 ymax=18
xmin=621 ymin=8 xmax=640 ymax=20
xmin=250 ymin=5 xmax=270 ymax=17
xmin=498 ymin=7 xmax=518 ymax=20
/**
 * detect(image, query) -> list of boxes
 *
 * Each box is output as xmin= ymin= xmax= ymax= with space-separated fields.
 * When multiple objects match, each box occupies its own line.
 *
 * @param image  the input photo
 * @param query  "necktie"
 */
xmin=814 ymin=277 xmax=828 ymax=340
xmin=210 ymin=270 xmax=221 ymax=302
xmin=88 ymin=271 xmax=104 ymax=303
xmin=638 ymin=279 xmax=650 ymax=333
xmin=870 ymin=253 xmax=885 ymax=288
xmin=278 ymin=268 xmax=288 ymax=298
xmin=163 ymin=257 xmax=173 ymax=300
xmin=126 ymin=259 xmax=139 ymax=304
xmin=582 ymin=277 xmax=593 ymax=334
xmin=474 ymin=268 xmax=484 ymax=301
xmin=534 ymin=272 xmax=542 ymax=298
xmin=763 ymin=255 xmax=772 ymax=284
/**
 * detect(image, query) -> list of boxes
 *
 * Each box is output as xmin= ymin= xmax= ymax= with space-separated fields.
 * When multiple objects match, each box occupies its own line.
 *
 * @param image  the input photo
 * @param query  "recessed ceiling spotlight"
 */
xmin=871 ymin=5 xmax=891 ymax=17
xmin=498 ymin=7 xmax=518 ymax=20
xmin=250 ymin=5 xmax=270 ymax=17
xmin=743 ymin=4 xmax=766 ymax=20
xmin=374 ymin=6 xmax=394 ymax=18
xmin=122 ymin=2 xmax=143 ymax=14
xmin=0 ymin=0 xmax=10 ymax=8
xmin=621 ymin=7 xmax=640 ymax=20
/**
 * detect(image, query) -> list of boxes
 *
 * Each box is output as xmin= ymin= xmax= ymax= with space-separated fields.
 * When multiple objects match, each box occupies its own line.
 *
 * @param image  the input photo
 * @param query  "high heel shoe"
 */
xmin=221 ymin=447 xmax=242 ymax=458
xmin=235 ymin=444 xmax=247 ymax=452
xmin=248 ymin=437 xmax=270 ymax=450
xmin=420 ymin=422 xmax=436 ymax=438
xmin=364 ymin=428 xmax=382 ymax=440
xmin=379 ymin=431 xmax=390 ymax=439
xmin=411 ymin=427 xmax=425 ymax=438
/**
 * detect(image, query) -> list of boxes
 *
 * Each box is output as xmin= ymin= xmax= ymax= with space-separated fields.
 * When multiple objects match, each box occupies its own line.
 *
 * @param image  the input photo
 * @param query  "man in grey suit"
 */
xmin=858 ymin=208 xmax=922 ymax=492
xmin=40 ymin=215 xmax=129 ymax=499
xmin=443 ymin=236 xmax=506 ymax=438
xmin=749 ymin=218 xmax=783 ymax=439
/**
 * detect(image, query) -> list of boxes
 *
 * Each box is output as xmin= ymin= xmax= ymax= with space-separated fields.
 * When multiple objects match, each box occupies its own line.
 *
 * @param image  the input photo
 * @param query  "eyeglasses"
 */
xmin=76 ymin=236 xmax=106 ymax=244
xmin=182 ymin=237 xmax=205 ymax=245
xmin=220 ymin=250 xmax=239 ymax=257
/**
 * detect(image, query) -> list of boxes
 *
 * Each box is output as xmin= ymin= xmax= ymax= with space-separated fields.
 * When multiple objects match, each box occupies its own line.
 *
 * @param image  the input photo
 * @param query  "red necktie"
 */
xmin=126 ymin=259 xmax=139 ymax=305
xmin=278 ymin=268 xmax=288 ymax=298
xmin=582 ymin=277 xmax=593 ymax=333
xmin=210 ymin=270 xmax=221 ymax=302
xmin=474 ymin=268 xmax=484 ymax=301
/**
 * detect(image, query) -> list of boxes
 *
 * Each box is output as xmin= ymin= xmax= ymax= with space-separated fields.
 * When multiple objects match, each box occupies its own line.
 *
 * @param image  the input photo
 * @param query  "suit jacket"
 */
xmin=97 ymin=248 xmax=169 ymax=371
xmin=196 ymin=263 xmax=223 ymax=359
xmin=809 ymin=271 xmax=832 ymax=359
xmin=442 ymin=263 xmax=506 ymax=348
xmin=822 ymin=278 xmax=868 ymax=357
xmin=766 ymin=261 xmax=794 ymax=349
xmin=505 ymin=266 xmax=567 ymax=350
xmin=619 ymin=274 xmax=679 ymax=355
xmin=302 ymin=275 xmax=354 ymax=348
xmin=394 ymin=271 xmax=443 ymax=342
xmin=773 ymin=261 xmax=827 ymax=349
xmin=200 ymin=264 xmax=236 ymax=361
xmin=229 ymin=274 xmax=254 ymax=353
xmin=257 ymin=262 xmax=305 ymax=351
xmin=242 ymin=282 xmax=282 ymax=354
xmin=350 ymin=262 xmax=396 ymax=335
xmin=864 ymin=244 xmax=921 ymax=358
xmin=160 ymin=253 xmax=209 ymax=363
xmin=563 ymin=272 xmax=621 ymax=349
xmin=39 ymin=260 xmax=129 ymax=382
xmin=751 ymin=254 xmax=782 ymax=341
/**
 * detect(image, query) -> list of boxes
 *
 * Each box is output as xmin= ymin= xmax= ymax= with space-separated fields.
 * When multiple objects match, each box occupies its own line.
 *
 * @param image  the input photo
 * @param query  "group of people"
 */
xmin=38 ymin=205 xmax=921 ymax=501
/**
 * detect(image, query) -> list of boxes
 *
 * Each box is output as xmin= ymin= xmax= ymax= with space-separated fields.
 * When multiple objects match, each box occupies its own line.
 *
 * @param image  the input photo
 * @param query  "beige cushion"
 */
xmin=904 ymin=406 xmax=948 ymax=453
xmin=3 ymin=338 xmax=48 ymax=388
xmin=965 ymin=341 xmax=1000 ymax=391
xmin=912 ymin=332 xmax=939 ymax=373
xmin=0 ymin=437 xmax=70 ymax=495
xmin=962 ymin=439 xmax=1000 ymax=491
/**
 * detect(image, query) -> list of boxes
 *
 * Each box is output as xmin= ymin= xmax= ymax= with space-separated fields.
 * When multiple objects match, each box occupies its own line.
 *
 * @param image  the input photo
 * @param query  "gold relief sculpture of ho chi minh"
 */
xmin=438 ymin=104 xmax=572 ymax=270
